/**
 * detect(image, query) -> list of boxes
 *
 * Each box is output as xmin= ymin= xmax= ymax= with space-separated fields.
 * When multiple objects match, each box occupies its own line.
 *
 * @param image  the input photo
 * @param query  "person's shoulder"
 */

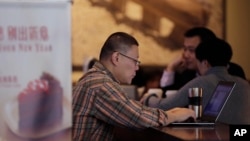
xmin=228 ymin=62 xmax=244 ymax=72
xmin=228 ymin=62 xmax=246 ymax=79
xmin=187 ymin=75 xmax=211 ymax=85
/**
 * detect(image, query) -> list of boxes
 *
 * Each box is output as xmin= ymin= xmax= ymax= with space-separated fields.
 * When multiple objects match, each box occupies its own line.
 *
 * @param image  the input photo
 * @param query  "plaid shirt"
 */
xmin=72 ymin=62 xmax=169 ymax=141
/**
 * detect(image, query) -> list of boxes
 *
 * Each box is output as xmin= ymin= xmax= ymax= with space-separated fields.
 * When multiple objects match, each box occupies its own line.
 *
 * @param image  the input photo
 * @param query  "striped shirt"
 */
xmin=72 ymin=61 xmax=169 ymax=141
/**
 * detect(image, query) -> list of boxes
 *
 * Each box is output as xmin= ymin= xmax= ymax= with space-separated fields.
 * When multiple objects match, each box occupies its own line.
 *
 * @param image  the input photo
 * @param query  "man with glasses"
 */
xmin=72 ymin=32 xmax=195 ymax=141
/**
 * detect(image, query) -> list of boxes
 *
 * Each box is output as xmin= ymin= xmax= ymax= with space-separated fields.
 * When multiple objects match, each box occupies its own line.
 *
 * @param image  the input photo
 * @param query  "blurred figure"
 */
xmin=160 ymin=27 xmax=246 ymax=92
xmin=83 ymin=56 xmax=98 ymax=73
xmin=137 ymin=69 xmax=162 ymax=99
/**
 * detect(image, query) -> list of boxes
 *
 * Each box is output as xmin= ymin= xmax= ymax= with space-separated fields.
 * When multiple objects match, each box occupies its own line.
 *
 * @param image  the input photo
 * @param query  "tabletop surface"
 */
xmin=154 ymin=123 xmax=229 ymax=140
xmin=114 ymin=123 xmax=229 ymax=141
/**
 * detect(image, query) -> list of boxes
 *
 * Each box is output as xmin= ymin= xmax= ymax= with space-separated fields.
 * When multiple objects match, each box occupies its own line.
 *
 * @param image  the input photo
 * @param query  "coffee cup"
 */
xmin=188 ymin=87 xmax=203 ymax=119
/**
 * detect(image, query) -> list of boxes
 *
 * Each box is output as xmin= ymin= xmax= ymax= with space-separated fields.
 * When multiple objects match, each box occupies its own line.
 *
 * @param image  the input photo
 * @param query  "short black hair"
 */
xmin=195 ymin=38 xmax=232 ymax=66
xmin=99 ymin=32 xmax=139 ymax=60
xmin=184 ymin=27 xmax=217 ymax=42
xmin=88 ymin=58 xmax=98 ymax=69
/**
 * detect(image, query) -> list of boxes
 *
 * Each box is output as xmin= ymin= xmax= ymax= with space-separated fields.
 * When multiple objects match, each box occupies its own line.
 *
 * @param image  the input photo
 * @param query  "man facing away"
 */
xmin=160 ymin=27 xmax=246 ymax=92
xmin=72 ymin=32 xmax=195 ymax=141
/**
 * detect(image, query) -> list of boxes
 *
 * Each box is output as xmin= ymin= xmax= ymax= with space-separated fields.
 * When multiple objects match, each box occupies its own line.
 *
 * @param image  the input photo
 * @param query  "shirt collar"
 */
xmin=205 ymin=66 xmax=228 ymax=75
xmin=92 ymin=61 xmax=120 ymax=84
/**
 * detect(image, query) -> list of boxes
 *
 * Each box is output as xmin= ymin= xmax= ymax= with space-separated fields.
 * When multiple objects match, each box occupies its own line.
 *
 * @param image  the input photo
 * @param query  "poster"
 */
xmin=0 ymin=0 xmax=71 ymax=140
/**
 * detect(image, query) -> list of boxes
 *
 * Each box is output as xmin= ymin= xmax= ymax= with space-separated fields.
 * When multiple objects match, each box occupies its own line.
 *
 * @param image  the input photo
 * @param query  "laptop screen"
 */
xmin=202 ymin=81 xmax=236 ymax=120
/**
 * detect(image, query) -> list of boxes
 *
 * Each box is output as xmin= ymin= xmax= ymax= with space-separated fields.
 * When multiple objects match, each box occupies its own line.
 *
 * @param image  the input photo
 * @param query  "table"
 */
xmin=114 ymin=123 xmax=229 ymax=141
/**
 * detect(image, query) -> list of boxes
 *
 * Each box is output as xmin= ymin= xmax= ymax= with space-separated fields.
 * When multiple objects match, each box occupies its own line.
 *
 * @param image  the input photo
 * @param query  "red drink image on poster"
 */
xmin=18 ymin=72 xmax=63 ymax=133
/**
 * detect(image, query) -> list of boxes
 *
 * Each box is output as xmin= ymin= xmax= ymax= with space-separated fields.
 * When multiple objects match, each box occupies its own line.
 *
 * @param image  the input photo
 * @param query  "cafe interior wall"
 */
xmin=71 ymin=0 xmax=250 ymax=82
xmin=226 ymin=0 xmax=250 ymax=80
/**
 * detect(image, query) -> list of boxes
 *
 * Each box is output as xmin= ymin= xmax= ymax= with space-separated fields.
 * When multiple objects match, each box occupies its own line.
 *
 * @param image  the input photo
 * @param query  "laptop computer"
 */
xmin=170 ymin=81 xmax=236 ymax=127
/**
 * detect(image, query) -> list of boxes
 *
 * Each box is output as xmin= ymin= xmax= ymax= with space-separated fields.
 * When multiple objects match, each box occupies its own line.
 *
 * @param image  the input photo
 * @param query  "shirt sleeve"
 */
xmin=160 ymin=70 xmax=175 ymax=87
xmin=92 ymin=82 xmax=169 ymax=129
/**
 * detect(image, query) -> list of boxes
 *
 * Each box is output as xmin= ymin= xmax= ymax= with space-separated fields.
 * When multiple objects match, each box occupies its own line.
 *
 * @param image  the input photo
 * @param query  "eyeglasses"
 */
xmin=118 ymin=52 xmax=141 ymax=66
